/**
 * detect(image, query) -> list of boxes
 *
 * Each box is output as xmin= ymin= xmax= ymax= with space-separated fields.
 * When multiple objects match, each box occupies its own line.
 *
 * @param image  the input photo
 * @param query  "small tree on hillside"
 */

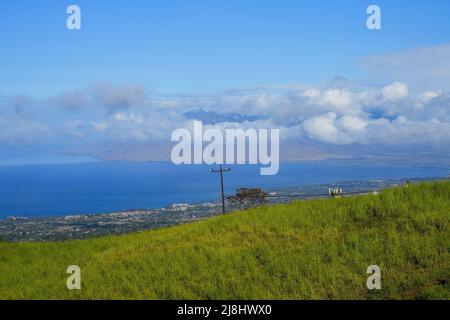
xmin=228 ymin=188 xmax=269 ymax=210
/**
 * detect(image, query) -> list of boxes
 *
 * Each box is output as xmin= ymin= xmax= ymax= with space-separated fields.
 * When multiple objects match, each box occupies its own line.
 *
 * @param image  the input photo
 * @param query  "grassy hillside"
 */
xmin=0 ymin=181 xmax=449 ymax=300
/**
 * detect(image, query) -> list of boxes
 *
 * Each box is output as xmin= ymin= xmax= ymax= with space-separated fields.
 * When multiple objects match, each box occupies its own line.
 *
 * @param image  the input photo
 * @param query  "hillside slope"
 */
xmin=0 ymin=181 xmax=449 ymax=300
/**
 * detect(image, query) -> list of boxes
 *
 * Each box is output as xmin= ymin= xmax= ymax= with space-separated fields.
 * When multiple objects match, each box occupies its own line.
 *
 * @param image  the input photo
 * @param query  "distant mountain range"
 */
xmin=68 ymin=139 xmax=450 ymax=167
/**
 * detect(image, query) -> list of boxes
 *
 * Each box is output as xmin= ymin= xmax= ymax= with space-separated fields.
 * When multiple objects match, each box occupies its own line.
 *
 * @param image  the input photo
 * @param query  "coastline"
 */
xmin=1 ymin=177 xmax=446 ymax=242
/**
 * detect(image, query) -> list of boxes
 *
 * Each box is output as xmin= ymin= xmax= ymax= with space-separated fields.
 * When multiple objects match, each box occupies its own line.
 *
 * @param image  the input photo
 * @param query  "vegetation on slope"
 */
xmin=0 ymin=181 xmax=449 ymax=300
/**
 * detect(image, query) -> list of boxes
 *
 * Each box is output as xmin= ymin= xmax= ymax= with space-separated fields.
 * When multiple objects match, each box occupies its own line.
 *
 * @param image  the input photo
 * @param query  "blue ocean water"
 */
xmin=0 ymin=161 xmax=447 ymax=218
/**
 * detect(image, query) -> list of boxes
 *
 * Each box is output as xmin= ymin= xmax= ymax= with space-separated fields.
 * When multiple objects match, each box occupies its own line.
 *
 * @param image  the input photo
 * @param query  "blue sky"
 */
xmin=1 ymin=0 xmax=450 ymax=95
xmin=0 ymin=0 xmax=450 ymax=165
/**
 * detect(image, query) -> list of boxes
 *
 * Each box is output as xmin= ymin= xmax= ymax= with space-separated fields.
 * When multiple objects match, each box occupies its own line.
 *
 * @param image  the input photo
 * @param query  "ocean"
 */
xmin=0 ymin=161 xmax=447 ymax=218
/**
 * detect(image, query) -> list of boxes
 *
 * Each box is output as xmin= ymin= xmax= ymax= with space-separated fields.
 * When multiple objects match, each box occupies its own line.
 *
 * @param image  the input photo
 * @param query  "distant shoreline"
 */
xmin=1 ymin=176 xmax=446 ymax=221
xmin=1 ymin=161 xmax=447 ymax=219
xmin=1 ymin=177 xmax=447 ymax=242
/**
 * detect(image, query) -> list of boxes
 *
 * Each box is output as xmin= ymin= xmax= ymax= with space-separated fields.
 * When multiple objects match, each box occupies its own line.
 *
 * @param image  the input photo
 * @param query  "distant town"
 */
xmin=0 ymin=178 xmax=445 ymax=242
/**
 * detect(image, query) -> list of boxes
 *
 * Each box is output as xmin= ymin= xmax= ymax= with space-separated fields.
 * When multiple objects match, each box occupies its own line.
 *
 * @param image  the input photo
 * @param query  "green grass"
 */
xmin=0 ymin=181 xmax=449 ymax=300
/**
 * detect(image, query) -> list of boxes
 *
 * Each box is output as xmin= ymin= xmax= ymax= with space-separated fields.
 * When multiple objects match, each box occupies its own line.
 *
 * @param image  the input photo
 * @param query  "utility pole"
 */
xmin=210 ymin=165 xmax=231 ymax=214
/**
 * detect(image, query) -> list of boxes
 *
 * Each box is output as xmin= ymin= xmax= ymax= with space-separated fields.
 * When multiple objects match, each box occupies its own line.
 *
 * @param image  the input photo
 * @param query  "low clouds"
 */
xmin=0 ymin=117 xmax=52 ymax=145
xmin=91 ymin=83 xmax=148 ymax=114
xmin=153 ymin=81 xmax=450 ymax=153
xmin=84 ymin=109 xmax=186 ymax=143
xmin=0 ymin=83 xmax=152 ymax=146
xmin=49 ymin=83 xmax=149 ymax=114
xmin=0 ymin=77 xmax=449 ymax=163
xmin=302 ymin=113 xmax=367 ymax=145
xmin=50 ymin=90 xmax=88 ymax=112
xmin=381 ymin=82 xmax=408 ymax=102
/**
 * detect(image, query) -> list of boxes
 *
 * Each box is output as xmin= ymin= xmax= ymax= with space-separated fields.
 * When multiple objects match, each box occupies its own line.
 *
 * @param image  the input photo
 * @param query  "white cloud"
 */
xmin=302 ymin=113 xmax=369 ymax=145
xmin=320 ymin=89 xmax=353 ymax=110
xmin=302 ymin=112 xmax=345 ymax=144
xmin=361 ymin=43 xmax=450 ymax=91
xmin=339 ymin=115 xmax=367 ymax=132
xmin=381 ymin=82 xmax=408 ymax=102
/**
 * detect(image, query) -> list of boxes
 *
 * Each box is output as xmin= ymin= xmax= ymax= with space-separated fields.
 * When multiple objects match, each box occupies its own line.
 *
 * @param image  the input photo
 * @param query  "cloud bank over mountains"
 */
xmin=1 ymin=44 xmax=450 ymax=165
xmin=1 ymin=79 xmax=449 ymax=165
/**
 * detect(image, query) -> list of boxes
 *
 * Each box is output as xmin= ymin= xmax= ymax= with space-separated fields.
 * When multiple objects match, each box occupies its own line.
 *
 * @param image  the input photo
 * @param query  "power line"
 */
xmin=362 ymin=124 xmax=450 ymax=147
xmin=300 ymin=123 xmax=450 ymax=159
xmin=210 ymin=165 xmax=231 ymax=214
